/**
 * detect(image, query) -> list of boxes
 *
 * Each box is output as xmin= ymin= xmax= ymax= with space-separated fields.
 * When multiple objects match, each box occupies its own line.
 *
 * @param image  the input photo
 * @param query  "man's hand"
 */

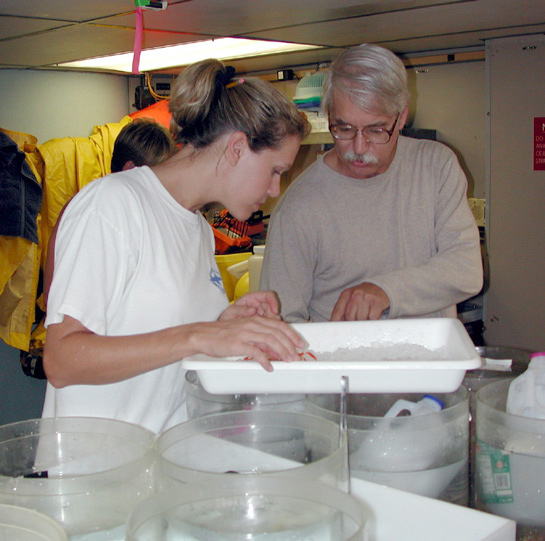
xmin=330 ymin=282 xmax=390 ymax=321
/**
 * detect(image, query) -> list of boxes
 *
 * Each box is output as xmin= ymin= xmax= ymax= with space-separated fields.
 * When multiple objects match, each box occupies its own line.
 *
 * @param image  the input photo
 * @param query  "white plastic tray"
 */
xmin=181 ymin=318 xmax=481 ymax=394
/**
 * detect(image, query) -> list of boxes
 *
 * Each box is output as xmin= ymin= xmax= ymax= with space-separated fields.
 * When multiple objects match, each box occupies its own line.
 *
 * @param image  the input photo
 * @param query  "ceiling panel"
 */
xmin=101 ymin=0 xmax=473 ymax=38
xmin=0 ymin=24 xmax=212 ymax=68
xmin=248 ymin=0 xmax=545 ymax=50
xmin=381 ymin=24 xmax=545 ymax=54
xmin=0 ymin=0 xmax=131 ymax=21
xmin=0 ymin=16 xmax=70 ymax=41
xmin=0 ymin=0 xmax=544 ymax=73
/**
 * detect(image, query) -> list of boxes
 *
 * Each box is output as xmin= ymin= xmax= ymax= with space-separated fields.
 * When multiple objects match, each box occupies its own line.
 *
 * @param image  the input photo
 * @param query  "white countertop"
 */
xmin=350 ymin=477 xmax=516 ymax=541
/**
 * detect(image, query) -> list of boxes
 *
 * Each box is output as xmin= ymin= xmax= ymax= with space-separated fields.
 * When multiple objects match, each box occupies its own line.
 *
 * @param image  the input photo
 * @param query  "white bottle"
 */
xmin=385 ymin=394 xmax=444 ymax=418
xmin=248 ymin=244 xmax=265 ymax=292
xmin=506 ymin=352 xmax=545 ymax=419
xmin=351 ymin=395 xmax=445 ymax=474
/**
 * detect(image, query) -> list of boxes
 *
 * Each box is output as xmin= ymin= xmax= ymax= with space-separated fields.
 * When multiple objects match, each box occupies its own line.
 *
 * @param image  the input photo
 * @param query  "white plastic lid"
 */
xmin=253 ymin=245 xmax=266 ymax=255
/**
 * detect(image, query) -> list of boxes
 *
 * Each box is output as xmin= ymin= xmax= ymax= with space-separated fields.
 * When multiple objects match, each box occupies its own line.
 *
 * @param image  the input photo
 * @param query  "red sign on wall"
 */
xmin=535 ymin=117 xmax=545 ymax=171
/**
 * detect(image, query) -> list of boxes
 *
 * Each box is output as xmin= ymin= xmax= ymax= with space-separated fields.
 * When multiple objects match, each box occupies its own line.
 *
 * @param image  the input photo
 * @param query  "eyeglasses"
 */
xmin=329 ymin=113 xmax=400 ymax=144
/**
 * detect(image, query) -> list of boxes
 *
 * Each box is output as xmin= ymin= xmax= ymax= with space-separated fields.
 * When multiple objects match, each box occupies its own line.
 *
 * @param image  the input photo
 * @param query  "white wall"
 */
xmin=484 ymin=35 xmax=545 ymax=350
xmin=0 ymin=69 xmax=129 ymax=143
xmin=406 ymin=61 xmax=487 ymax=198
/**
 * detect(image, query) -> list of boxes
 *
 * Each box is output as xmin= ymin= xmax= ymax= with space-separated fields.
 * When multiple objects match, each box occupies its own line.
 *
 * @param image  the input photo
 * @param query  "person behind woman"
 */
xmin=110 ymin=117 xmax=176 ymax=173
xmin=42 ymin=59 xmax=310 ymax=434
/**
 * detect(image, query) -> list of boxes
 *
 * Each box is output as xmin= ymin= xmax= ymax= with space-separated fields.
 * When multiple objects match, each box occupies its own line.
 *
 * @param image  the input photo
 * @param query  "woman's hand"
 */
xmin=187 ymin=315 xmax=306 ymax=372
xmin=219 ymin=291 xmax=282 ymax=321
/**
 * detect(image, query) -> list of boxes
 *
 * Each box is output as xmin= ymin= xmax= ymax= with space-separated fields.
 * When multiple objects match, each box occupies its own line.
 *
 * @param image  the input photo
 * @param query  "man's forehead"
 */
xmin=328 ymin=90 xmax=385 ymax=118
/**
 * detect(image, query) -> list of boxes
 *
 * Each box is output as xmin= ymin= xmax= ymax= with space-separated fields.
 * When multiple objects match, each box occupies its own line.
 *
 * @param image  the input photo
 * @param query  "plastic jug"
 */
xmin=356 ymin=395 xmax=446 ymax=473
xmin=385 ymin=394 xmax=444 ymax=418
xmin=248 ymin=245 xmax=265 ymax=292
xmin=506 ymin=352 xmax=545 ymax=419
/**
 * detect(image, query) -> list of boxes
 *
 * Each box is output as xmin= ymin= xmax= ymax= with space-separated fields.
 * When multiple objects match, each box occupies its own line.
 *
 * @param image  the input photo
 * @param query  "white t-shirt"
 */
xmin=43 ymin=166 xmax=229 ymax=434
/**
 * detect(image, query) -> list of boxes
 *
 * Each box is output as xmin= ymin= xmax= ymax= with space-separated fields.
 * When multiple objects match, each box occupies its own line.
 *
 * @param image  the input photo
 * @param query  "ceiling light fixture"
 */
xmin=58 ymin=38 xmax=322 ymax=73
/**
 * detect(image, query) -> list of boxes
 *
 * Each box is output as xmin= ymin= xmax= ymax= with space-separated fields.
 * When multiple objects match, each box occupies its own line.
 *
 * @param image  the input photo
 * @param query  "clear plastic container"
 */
xmin=155 ymin=410 xmax=348 ymax=492
xmin=126 ymin=477 xmax=370 ymax=540
xmin=0 ymin=417 xmax=155 ymax=539
xmin=185 ymin=371 xmax=305 ymax=419
xmin=463 ymin=345 xmax=531 ymax=507
xmin=475 ymin=379 xmax=545 ymax=537
xmin=307 ymin=387 xmax=469 ymax=505
xmin=0 ymin=503 xmax=67 ymax=540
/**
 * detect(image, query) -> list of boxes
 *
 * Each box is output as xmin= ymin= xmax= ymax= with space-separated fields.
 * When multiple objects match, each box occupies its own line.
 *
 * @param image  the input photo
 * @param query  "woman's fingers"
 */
xmin=190 ymin=316 xmax=305 ymax=371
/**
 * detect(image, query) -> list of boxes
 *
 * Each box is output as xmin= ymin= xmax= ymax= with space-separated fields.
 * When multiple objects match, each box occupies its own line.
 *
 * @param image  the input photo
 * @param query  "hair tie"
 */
xmin=216 ymin=65 xmax=236 ymax=88
xmin=226 ymin=77 xmax=245 ymax=89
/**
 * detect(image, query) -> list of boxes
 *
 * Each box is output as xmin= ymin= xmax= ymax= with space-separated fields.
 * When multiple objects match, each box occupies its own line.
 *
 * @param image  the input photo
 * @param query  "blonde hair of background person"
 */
xmin=42 ymin=59 xmax=310 ymax=434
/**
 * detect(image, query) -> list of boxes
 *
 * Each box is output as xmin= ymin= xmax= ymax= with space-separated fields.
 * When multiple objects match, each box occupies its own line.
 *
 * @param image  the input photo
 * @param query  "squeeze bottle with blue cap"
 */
xmin=385 ymin=394 xmax=444 ymax=418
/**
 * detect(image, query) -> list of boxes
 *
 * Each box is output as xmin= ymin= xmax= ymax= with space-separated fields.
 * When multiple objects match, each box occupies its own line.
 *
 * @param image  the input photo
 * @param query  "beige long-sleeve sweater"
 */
xmin=260 ymin=135 xmax=483 ymax=322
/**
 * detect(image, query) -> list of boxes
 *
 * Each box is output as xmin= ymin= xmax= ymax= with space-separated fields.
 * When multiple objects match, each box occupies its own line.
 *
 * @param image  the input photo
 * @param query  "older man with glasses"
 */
xmin=260 ymin=43 xmax=483 ymax=323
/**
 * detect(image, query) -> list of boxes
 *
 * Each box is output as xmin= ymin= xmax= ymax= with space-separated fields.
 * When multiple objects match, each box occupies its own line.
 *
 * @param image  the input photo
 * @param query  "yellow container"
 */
xmin=233 ymin=272 xmax=250 ymax=301
xmin=215 ymin=252 xmax=251 ymax=301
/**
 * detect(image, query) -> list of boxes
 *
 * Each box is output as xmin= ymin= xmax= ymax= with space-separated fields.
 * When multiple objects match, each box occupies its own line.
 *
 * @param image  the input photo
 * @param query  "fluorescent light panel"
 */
xmin=59 ymin=37 xmax=321 ymax=72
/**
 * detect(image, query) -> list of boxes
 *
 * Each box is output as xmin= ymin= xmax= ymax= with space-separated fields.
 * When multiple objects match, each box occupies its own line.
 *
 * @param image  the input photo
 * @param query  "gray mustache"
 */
xmin=343 ymin=150 xmax=379 ymax=165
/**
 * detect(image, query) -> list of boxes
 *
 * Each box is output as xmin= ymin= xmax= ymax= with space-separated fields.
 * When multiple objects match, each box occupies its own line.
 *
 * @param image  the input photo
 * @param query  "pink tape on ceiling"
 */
xmin=132 ymin=7 xmax=143 ymax=74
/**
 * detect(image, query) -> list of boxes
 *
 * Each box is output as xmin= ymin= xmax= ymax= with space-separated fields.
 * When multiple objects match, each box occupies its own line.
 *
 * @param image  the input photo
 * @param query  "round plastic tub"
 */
xmin=155 ymin=410 xmax=348 ymax=491
xmin=307 ymin=387 xmax=469 ymax=505
xmin=475 ymin=379 xmax=545 ymax=537
xmin=0 ymin=503 xmax=67 ymax=540
xmin=185 ymin=370 xmax=306 ymax=419
xmin=0 ymin=417 xmax=155 ymax=539
xmin=463 ymin=345 xmax=531 ymax=506
xmin=126 ymin=477 xmax=370 ymax=540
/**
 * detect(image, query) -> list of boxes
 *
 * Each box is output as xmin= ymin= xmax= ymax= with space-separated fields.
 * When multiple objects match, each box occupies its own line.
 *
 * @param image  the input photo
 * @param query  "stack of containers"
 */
xmin=292 ymin=72 xmax=326 ymax=110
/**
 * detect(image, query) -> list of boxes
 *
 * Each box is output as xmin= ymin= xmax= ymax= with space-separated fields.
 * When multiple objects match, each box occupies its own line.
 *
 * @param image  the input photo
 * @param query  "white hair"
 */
xmin=322 ymin=44 xmax=410 ymax=116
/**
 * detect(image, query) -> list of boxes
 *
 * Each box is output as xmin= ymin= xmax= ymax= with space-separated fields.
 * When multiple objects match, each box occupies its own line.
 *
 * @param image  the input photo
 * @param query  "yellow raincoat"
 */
xmin=0 ymin=117 xmax=132 ymax=352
